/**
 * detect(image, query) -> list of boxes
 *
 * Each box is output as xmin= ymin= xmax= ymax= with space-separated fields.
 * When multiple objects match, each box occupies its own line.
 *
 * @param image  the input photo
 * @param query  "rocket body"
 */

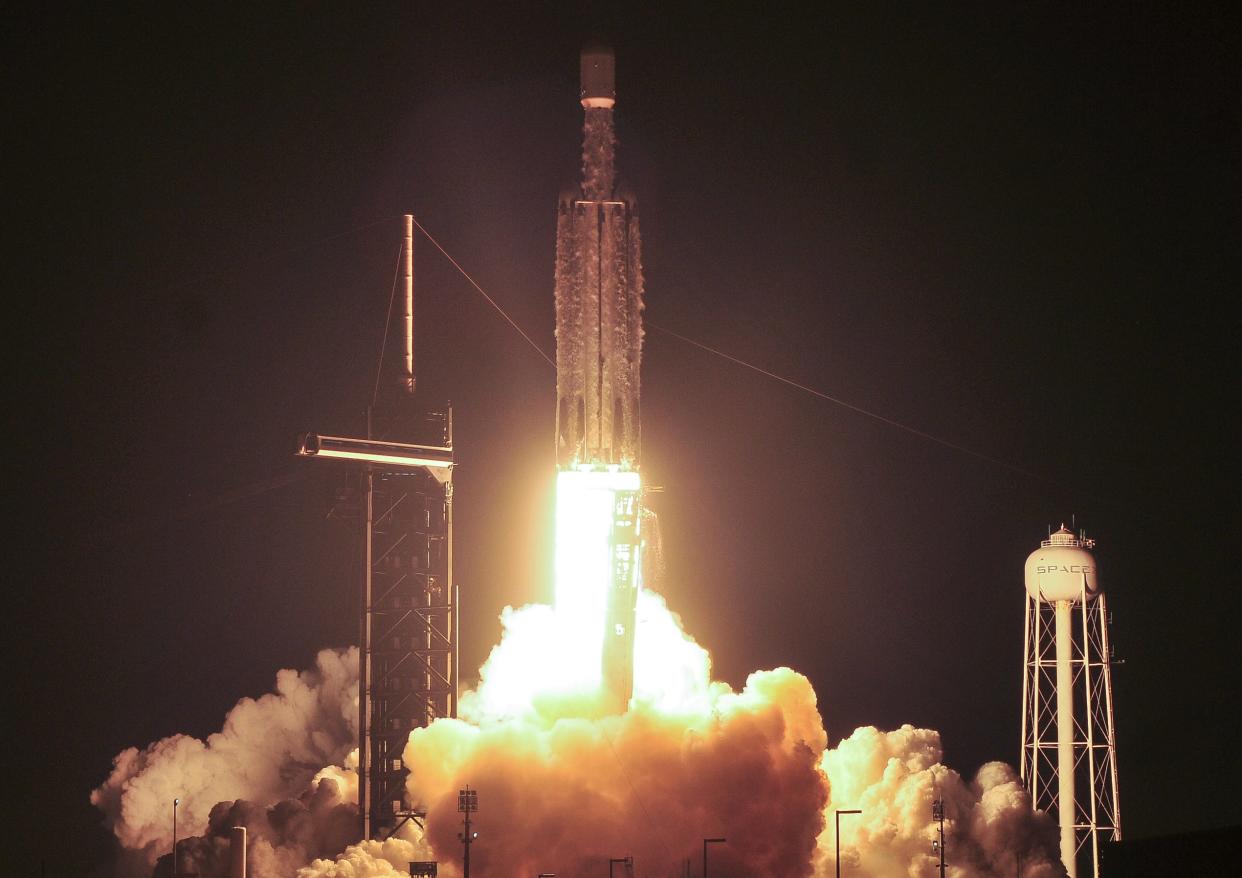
xmin=553 ymin=46 xmax=643 ymax=714
xmin=554 ymin=46 xmax=643 ymax=470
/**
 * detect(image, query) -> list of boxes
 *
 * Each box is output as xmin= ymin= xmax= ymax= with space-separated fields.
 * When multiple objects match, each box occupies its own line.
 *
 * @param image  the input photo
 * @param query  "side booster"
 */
xmin=553 ymin=45 xmax=644 ymax=714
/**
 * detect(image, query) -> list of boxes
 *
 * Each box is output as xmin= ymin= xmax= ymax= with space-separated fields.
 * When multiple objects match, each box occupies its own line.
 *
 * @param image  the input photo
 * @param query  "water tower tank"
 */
xmin=1024 ymin=525 xmax=1099 ymax=603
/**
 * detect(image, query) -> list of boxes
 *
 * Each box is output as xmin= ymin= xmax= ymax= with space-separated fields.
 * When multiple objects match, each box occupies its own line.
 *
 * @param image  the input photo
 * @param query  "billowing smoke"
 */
xmin=819 ymin=726 xmax=1063 ymax=877
xmin=91 ymin=647 xmax=359 ymax=875
xmin=154 ymin=774 xmax=357 ymax=878
xmin=304 ymin=592 xmax=1061 ymax=878
xmin=95 ymin=599 xmax=1064 ymax=878
xmin=300 ymin=836 xmax=432 ymax=878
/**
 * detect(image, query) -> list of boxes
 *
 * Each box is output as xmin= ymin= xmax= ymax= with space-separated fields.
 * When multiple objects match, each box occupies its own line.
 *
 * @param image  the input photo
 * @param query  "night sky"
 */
xmin=9 ymin=4 xmax=1238 ymax=874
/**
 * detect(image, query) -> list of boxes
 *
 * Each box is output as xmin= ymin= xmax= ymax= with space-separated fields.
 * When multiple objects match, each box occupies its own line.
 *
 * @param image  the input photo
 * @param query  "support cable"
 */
xmin=648 ymin=322 xmax=1067 ymax=488
xmin=400 ymin=224 xmax=1085 ymax=493
xmin=372 ymin=243 xmax=404 ymax=406
xmin=597 ymin=722 xmax=678 ymax=867
xmin=85 ymin=469 xmax=309 ymax=541
xmin=410 ymin=217 xmax=555 ymax=367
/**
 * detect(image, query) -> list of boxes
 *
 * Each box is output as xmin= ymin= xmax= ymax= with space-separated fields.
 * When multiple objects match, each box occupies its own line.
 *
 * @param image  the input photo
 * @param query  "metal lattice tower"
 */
xmin=360 ymin=405 xmax=455 ymax=838
xmin=299 ymin=215 xmax=457 ymax=841
xmin=1020 ymin=526 xmax=1120 ymax=878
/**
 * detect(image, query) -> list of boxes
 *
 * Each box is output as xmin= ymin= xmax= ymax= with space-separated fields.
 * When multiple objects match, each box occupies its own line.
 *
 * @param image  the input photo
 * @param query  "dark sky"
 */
xmin=8 ymin=3 xmax=1238 ymax=874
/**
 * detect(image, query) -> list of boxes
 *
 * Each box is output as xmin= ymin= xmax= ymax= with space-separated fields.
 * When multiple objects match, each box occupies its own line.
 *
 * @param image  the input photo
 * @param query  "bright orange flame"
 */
xmin=552 ymin=468 xmax=638 ymax=691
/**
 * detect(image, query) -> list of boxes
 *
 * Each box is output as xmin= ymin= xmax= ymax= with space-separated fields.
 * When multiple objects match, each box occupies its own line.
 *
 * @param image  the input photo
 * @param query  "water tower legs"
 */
xmin=1055 ymin=599 xmax=1077 ymax=878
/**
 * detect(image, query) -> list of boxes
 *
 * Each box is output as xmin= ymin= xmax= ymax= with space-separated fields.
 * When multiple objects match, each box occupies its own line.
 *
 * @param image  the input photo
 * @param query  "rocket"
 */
xmin=554 ymin=44 xmax=643 ymax=469
xmin=553 ymin=45 xmax=644 ymax=713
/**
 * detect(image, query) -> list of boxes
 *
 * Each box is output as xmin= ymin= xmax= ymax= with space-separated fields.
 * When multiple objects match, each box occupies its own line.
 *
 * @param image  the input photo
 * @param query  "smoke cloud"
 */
xmin=154 ymin=774 xmax=357 ymax=878
xmin=818 ymin=725 xmax=1064 ymax=877
xmin=95 ymin=599 xmax=1064 ymax=878
xmin=91 ymin=647 xmax=359 ymax=873
xmin=299 ymin=836 xmax=432 ymax=878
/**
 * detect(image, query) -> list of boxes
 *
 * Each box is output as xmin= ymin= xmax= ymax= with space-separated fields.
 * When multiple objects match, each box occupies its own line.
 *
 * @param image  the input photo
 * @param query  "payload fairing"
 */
xmin=552 ymin=46 xmax=645 ymax=713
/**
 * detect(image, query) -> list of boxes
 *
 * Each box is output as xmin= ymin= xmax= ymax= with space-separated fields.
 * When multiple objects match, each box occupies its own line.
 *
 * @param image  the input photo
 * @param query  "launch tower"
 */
xmin=1020 ymin=526 xmax=1120 ymax=878
xmin=552 ymin=45 xmax=644 ymax=713
xmin=299 ymin=216 xmax=457 ymax=841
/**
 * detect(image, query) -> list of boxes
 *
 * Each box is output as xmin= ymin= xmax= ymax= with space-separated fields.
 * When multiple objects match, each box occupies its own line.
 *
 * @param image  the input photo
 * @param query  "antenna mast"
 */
xmin=403 ymin=214 xmax=416 ymax=394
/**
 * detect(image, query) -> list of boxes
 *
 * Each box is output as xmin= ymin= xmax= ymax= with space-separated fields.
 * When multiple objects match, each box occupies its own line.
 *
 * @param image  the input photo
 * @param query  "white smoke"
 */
xmin=91 ymin=647 xmax=359 ymax=872
xmin=819 ymin=725 xmax=1064 ymax=877
xmin=94 ymin=604 xmax=1065 ymax=878
xmin=298 ymin=835 xmax=434 ymax=878
xmin=361 ymin=593 xmax=1059 ymax=878
xmin=165 ymin=776 xmax=358 ymax=878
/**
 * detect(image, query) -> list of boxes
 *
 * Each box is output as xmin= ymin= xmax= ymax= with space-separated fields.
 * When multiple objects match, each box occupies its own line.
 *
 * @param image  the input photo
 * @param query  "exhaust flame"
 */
xmin=551 ymin=468 xmax=643 ymax=697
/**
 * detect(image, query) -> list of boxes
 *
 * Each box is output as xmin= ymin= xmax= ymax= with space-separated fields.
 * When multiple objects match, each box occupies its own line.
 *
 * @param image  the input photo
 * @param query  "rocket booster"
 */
xmin=554 ymin=44 xmax=643 ymax=469
xmin=553 ymin=46 xmax=644 ymax=714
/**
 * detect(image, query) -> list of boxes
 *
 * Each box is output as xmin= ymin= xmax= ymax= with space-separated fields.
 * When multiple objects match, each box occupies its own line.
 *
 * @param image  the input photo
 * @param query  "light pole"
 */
xmin=932 ymin=796 xmax=946 ymax=878
xmin=172 ymin=794 xmax=181 ymax=878
xmin=703 ymin=837 xmax=726 ymax=878
xmin=835 ymin=809 xmax=861 ymax=878
xmin=458 ymin=786 xmax=478 ymax=878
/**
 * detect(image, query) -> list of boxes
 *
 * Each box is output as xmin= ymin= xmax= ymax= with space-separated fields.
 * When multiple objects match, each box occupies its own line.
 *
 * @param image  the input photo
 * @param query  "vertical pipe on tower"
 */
xmin=446 ymin=406 xmax=456 ymax=718
xmin=1080 ymin=589 xmax=1100 ymax=877
xmin=1098 ymin=593 xmax=1121 ymax=839
xmin=229 ymin=826 xmax=246 ymax=878
xmin=1019 ymin=591 xmax=1032 ymax=784
xmin=1055 ymin=599 xmax=1077 ymax=878
xmin=359 ymin=404 xmax=375 ymax=840
xmin=452 ymin=580 xmax=460 ymax=718
xmin=403 ymin=215 xmax=415 ymax=394
xmin=1028 ymin=594 xmax=1043 ymax=806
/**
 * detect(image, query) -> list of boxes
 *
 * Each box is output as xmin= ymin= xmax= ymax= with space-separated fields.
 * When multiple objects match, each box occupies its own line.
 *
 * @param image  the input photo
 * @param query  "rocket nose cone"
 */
xmin=580 ymin=44 xmax=616 ymax=108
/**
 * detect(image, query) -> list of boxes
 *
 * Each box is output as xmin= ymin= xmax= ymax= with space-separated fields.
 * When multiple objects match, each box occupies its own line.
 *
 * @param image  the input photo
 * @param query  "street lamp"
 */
xmin=172 ymin=798 xmax=181 ymax=878
xmin=703 ymin=837 xmax=726 ymax=878
xmin=458 ymin=786 xmax=478 ymax=878
xmin=835 ymin=809 xmax=862 ymax=878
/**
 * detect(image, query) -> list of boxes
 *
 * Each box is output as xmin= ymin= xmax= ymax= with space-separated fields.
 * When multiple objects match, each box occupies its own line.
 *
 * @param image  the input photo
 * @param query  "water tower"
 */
xmin=1020 ymin=526 xmax=1121 ymax=878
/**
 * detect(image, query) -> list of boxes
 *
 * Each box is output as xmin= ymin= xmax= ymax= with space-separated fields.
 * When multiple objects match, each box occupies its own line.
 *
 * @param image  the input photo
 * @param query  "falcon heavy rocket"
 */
xmin=552 ymin=45 xmax=645 ymax=714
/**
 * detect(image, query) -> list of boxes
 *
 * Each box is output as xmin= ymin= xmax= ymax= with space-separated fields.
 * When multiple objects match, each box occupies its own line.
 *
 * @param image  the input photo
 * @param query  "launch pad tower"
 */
xmin=299 ymin=216 xmax=457 ymax=841
xmin=1020 ymin=526 xmax=1120 ymax=878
